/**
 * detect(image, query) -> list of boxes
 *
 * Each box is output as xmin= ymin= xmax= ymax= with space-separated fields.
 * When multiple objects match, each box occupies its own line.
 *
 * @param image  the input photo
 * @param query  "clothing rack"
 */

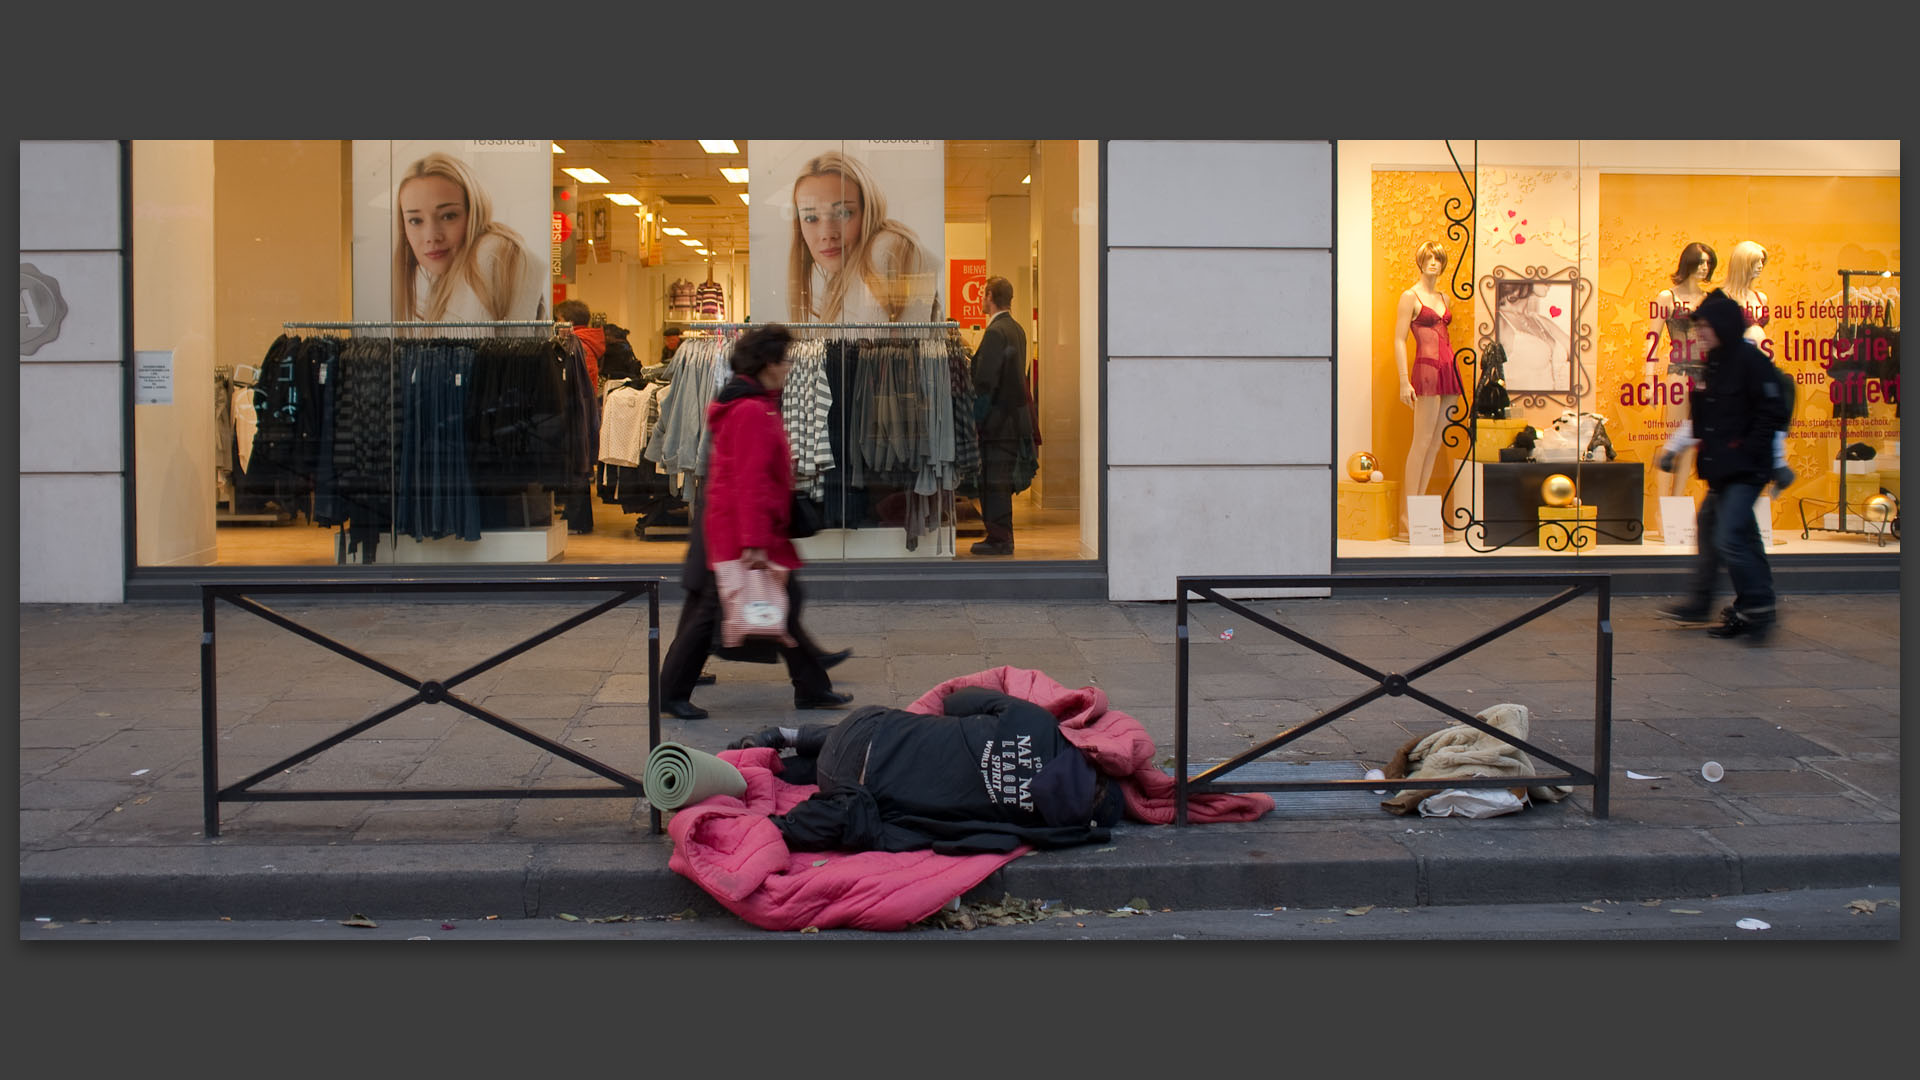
xmin=1799 ymin=268 xmax=1901 ymax=545
xmin=703 ymin=321 xmax=960 ymax=330
xmin=282 ymin=320 xmax=562 ymax=329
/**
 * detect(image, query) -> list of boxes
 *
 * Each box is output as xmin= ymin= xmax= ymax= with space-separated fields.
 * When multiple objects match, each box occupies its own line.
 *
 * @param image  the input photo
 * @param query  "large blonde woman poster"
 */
xmin=749 ymin=141 xmax=945 ymax=326
xmin=351 ymin=140 xmax=550 ymax=328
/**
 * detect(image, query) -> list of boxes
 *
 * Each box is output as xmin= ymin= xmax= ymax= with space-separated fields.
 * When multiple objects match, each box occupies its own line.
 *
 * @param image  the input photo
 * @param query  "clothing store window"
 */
xmin=1334 ymin=140 xmax=1900 ymax=560
xmin=130 ymin=140 xmax=1100 ymax=570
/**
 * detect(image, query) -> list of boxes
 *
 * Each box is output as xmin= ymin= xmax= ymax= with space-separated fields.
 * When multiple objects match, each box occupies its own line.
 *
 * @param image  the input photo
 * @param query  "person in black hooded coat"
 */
xmin=1656 ymin=288 xmax=1792 ymax=641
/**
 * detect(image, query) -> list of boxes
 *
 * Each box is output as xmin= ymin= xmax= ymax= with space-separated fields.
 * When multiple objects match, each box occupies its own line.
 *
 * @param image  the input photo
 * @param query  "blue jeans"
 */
xmin=1685 ymin=480 xmax=1776 ymax=620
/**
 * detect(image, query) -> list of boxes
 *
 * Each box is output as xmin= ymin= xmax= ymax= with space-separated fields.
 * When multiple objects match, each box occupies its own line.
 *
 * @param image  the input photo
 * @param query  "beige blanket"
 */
xmin=1380 ymin=703 xmax=1574 ymax=815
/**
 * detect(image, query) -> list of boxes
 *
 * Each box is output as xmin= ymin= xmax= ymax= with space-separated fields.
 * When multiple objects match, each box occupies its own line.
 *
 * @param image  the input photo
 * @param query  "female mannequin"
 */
xmin=1650 ymin=242 xmax=1716 ymax=497
xmin=1721 ymin=240 xmax=1771 ymax=346
xmin=1394 ymin=241 xmax=1463 ymax=538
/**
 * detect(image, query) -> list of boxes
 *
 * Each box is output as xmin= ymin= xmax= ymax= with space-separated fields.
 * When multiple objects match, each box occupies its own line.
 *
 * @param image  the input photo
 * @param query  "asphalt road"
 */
xmin=22 ymin=886 xmax=1900 ymax=941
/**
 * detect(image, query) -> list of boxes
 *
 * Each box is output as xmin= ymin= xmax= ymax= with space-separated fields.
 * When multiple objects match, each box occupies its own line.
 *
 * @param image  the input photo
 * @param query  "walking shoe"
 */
xmin=1707 ymin=608 xmax=1773 ymax=643
xmin=697 ymin=670 xmax=717 ymax=686
xmin=820 ymin=649 xmax=853 ymax=670
xmin=1657 ymin=602 xmax=1712 ymax=623
xmin=662 ymin=699 xmax=709 ymax=720
xmin=795 ymin=690 xmax=855 ymax=710
xmin=970 ymin=540 xmax=1014 ymax=556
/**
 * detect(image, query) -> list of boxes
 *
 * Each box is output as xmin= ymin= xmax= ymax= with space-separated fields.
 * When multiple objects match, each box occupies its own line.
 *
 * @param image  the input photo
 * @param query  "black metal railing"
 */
xmin=1173 ymin=573 xmax=1612 ymax=823
xmin=199 ymin=578 xmax=662 ymax=838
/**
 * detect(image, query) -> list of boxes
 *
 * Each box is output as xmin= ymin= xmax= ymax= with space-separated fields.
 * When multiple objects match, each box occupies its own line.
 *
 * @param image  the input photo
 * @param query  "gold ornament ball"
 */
xmin=1347 ymin=452 xmax=1379 ymax=482
xmin=1541 ymin=473 xmax=1576 ymax=507
xmin=1864 ymin=493 xmax=1895 ymax=520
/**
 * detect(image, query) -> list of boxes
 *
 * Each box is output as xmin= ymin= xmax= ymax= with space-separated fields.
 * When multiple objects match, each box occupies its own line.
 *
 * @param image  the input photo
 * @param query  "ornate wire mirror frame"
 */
xmin=1430 ymin=144 xmax=1633 ymax=553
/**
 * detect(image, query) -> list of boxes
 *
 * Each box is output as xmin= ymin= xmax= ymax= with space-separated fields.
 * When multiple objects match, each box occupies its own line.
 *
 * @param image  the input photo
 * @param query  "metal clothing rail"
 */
xmin=283 ymin=319 xmax=564 ymax=329
xmin=1172 ymin=573 xmax=1614 ymax=824
xmin=1799 ymin=268 xmax=1902 ymax=545
xmin=699 ymin=321 xmax=961 ymax=330
xmin=199 ymin=577 xmax=664 ymax=838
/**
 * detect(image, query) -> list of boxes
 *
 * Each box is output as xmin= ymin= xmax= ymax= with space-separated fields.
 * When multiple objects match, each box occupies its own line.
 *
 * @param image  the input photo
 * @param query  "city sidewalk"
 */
xmin=16 ymin=589 xmax=1900 ymax=926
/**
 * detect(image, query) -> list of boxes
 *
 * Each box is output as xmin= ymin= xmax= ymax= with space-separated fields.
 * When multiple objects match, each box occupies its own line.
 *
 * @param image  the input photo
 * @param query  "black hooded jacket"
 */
xmin=1687 ymin=289 xmax=1789 ymax=486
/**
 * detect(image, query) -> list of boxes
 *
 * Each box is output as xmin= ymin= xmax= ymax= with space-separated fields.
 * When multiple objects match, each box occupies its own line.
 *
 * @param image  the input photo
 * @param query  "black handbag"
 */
xmin=788 ymin=492 xmax=824 ymax=539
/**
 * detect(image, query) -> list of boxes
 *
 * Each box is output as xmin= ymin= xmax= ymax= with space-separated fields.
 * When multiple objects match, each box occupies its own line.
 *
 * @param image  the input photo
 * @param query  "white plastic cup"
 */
xmin=1701 ymin=761 xmax=1724 ymax=783
xmin=1365 ymin=768 xmax=1387 ymax=795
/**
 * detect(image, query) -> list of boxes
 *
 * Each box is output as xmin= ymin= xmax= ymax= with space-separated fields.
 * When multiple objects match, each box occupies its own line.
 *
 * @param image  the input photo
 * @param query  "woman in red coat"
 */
xmin=659 ymin=324 xmax=851 ymax=719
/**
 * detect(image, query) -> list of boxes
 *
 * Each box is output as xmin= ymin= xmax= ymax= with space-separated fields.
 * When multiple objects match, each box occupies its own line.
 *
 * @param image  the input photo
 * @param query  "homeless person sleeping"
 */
xmin=726 ymin=686 xmax=1128 ymax=855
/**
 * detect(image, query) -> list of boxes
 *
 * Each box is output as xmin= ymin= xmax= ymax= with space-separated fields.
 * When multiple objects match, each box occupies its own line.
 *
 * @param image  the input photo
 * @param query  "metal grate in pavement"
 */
xmin=1186 ymin=760 xmax=1384 ymax=818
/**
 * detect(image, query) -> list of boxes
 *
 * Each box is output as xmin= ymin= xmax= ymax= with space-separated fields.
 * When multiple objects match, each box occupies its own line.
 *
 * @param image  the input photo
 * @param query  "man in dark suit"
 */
xmin=970 ymin=275 xmax=1031 ymax=556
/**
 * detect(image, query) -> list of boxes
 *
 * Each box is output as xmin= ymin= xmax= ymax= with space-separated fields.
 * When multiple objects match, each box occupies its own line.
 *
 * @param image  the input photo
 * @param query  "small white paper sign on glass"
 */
xmin=1407 ymin=495 xmax=1445 ymax=546
xmin=1754 ymin=495 xmax=1775 ymax=551
xmin=135 ymin=350 xmax=173 ymax=405
xmin=1659 ymin=496 xmax=1697 ymax=548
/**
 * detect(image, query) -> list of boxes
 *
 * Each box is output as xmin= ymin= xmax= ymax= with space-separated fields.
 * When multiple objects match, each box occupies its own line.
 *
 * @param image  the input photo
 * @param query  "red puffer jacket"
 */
xmin=703 ymin=375 xmax=801 ymax=570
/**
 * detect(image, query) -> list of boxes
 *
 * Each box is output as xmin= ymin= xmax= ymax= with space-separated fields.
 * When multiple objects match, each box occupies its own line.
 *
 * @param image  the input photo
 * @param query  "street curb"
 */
xmin=20 ymin=829 xmax=1900 ymax=923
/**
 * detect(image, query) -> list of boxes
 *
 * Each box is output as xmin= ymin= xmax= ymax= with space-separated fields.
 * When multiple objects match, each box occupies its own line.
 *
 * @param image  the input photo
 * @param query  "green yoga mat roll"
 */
xmin=643 ymin=741 xmax=748 ymax=810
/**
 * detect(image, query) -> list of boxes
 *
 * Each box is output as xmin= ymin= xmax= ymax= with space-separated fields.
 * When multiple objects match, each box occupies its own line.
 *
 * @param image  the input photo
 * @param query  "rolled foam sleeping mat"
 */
xmin=643 ymin=741 xmax=747 ymax=810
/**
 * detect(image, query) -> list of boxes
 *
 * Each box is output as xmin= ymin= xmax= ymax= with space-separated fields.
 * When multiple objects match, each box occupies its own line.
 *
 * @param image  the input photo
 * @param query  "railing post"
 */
xmin=1593 ymin=577 xmax=1613 ymax=819
xmin=200 ymin=587 xmax=221 ymax=838
xmin=1174 ymin=581 xmax=1190 ymax=827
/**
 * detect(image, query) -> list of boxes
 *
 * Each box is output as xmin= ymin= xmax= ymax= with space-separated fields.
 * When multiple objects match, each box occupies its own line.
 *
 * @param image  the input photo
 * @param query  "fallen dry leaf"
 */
xmin=1669 ymin=909 xmax=1704 ymax=915
xmin=1581 ymin=906 xmax=1604 ymax=914
xmin=557 ymin=913 xmax=580 ymax=922
xmin=1847 ymin=900 xmax=1879 ymax=915
xmin=800 ymin=926 xmax=820 ymax=934
xmin=1345 ymin=905 xmax=1374 ymax=917
xmin=812 ymin=859 xmax=829 ymax=867
xmin=341 ymin=915 xmax=378 ymax=928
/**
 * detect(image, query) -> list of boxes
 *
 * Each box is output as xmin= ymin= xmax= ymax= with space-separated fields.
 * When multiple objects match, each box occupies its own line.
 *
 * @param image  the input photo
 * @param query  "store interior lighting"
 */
xmin=605 ymin=193 xmax=641 ymax=206
xmin=551 ymin=143 xmax=565 ymax=154
xmin=720 ymin=167 xmax=748 ymax=183
xmin=680 ymin=238 xmax=704 ymax=247
xmin=699 ymin=140 xmax=740 ymax=154
xmin=738 ymin=193 xmax=750 ymax=205
xmin=662 ymin=226 xmax=687 ymax=236
xmin=561 ymin=167 xmax=609 ymax=184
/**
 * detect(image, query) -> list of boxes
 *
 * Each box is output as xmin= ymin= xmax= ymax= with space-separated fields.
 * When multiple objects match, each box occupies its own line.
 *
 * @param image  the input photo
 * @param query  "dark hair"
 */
xmin=729 ymin=324 xmax=794 ymax=377
xmin=555 ymin=299 xmax=592 ymax=326
xmin=1671 ymin=242 xmax=1717 ymax=286
xmin=985 ymin=275 xmax=1013 ymax=309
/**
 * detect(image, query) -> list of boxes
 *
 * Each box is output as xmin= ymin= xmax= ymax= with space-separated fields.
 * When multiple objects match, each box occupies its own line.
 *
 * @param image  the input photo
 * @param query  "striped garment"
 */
xmin=780 ymin=339 xmax=835 ymax=500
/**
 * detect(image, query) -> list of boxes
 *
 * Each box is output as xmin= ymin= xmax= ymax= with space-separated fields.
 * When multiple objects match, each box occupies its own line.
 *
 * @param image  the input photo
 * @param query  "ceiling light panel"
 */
xmin=699 ymin=140 xmax=740 ymax=154
xmin=605 ymin=193 xmax=641 ymax=206
xmin=719 ymin=167 xmax=748 ymax=183
xmin=662 ymin=227 xmax=688 ymax=236
xmin=561 ymin=167 xmax=609 ymax=183
xmin=680 ymin=238 xmax=704 ymax=247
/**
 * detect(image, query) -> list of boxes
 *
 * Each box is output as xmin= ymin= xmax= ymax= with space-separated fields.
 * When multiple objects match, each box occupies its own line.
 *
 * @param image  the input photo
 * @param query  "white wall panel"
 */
xmin=1108 ymin=141 xmax=1330 ymax=249
xmin=1108 ymin=249 xmax=1329 ymax=357
xmin=1108 ymin=357 xmax=1328 ymax=466
xmin=19 ymin=474 xmax=126 ymax=603
xmin=18 ymin=363 xmax=123 ymax=472
xmin=14 ymin=252 xmax=123 ymax=363
xmin=1106 ymin=466 xmax=1331 ymax=601
xmin=19 ymin=140 xmax=122 ymax=251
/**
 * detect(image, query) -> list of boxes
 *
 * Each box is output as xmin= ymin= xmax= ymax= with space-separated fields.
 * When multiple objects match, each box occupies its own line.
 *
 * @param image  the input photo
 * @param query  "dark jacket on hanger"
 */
xmin=1689 ymin=290 xmax=1790 ymax=487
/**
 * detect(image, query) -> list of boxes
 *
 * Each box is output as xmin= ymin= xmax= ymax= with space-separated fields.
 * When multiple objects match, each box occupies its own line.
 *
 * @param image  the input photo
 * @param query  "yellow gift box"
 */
xmin=1472 ymin=418 xmax=1531 ymax=462
xmin=1536 ymin=504 xmax=1597 ymax=552
xmin=1338 ymin=479 xmax=1399 ymax=541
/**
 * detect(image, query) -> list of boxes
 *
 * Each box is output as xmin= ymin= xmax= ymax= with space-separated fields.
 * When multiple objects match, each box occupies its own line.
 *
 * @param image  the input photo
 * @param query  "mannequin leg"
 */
xmin=1661 ymin=397 xmax=1695 ymax=498
xmin=1400 ymin=394 xmax=1444 ymax=536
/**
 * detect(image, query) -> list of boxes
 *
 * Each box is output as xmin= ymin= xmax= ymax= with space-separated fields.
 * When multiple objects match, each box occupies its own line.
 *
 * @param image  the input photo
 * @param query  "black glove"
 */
xmin=1656 ymin=449 xmax=1676 ymax=473
xmin=1770 ymin=465 xmax=1795 ymax=492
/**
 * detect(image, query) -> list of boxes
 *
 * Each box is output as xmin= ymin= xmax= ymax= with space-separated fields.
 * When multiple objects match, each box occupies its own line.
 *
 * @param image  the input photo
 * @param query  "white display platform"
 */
xmin=367 ymin=520 xmax=569 ymax=564
xmin=794 ymin=526 xmax=957 ymax=560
